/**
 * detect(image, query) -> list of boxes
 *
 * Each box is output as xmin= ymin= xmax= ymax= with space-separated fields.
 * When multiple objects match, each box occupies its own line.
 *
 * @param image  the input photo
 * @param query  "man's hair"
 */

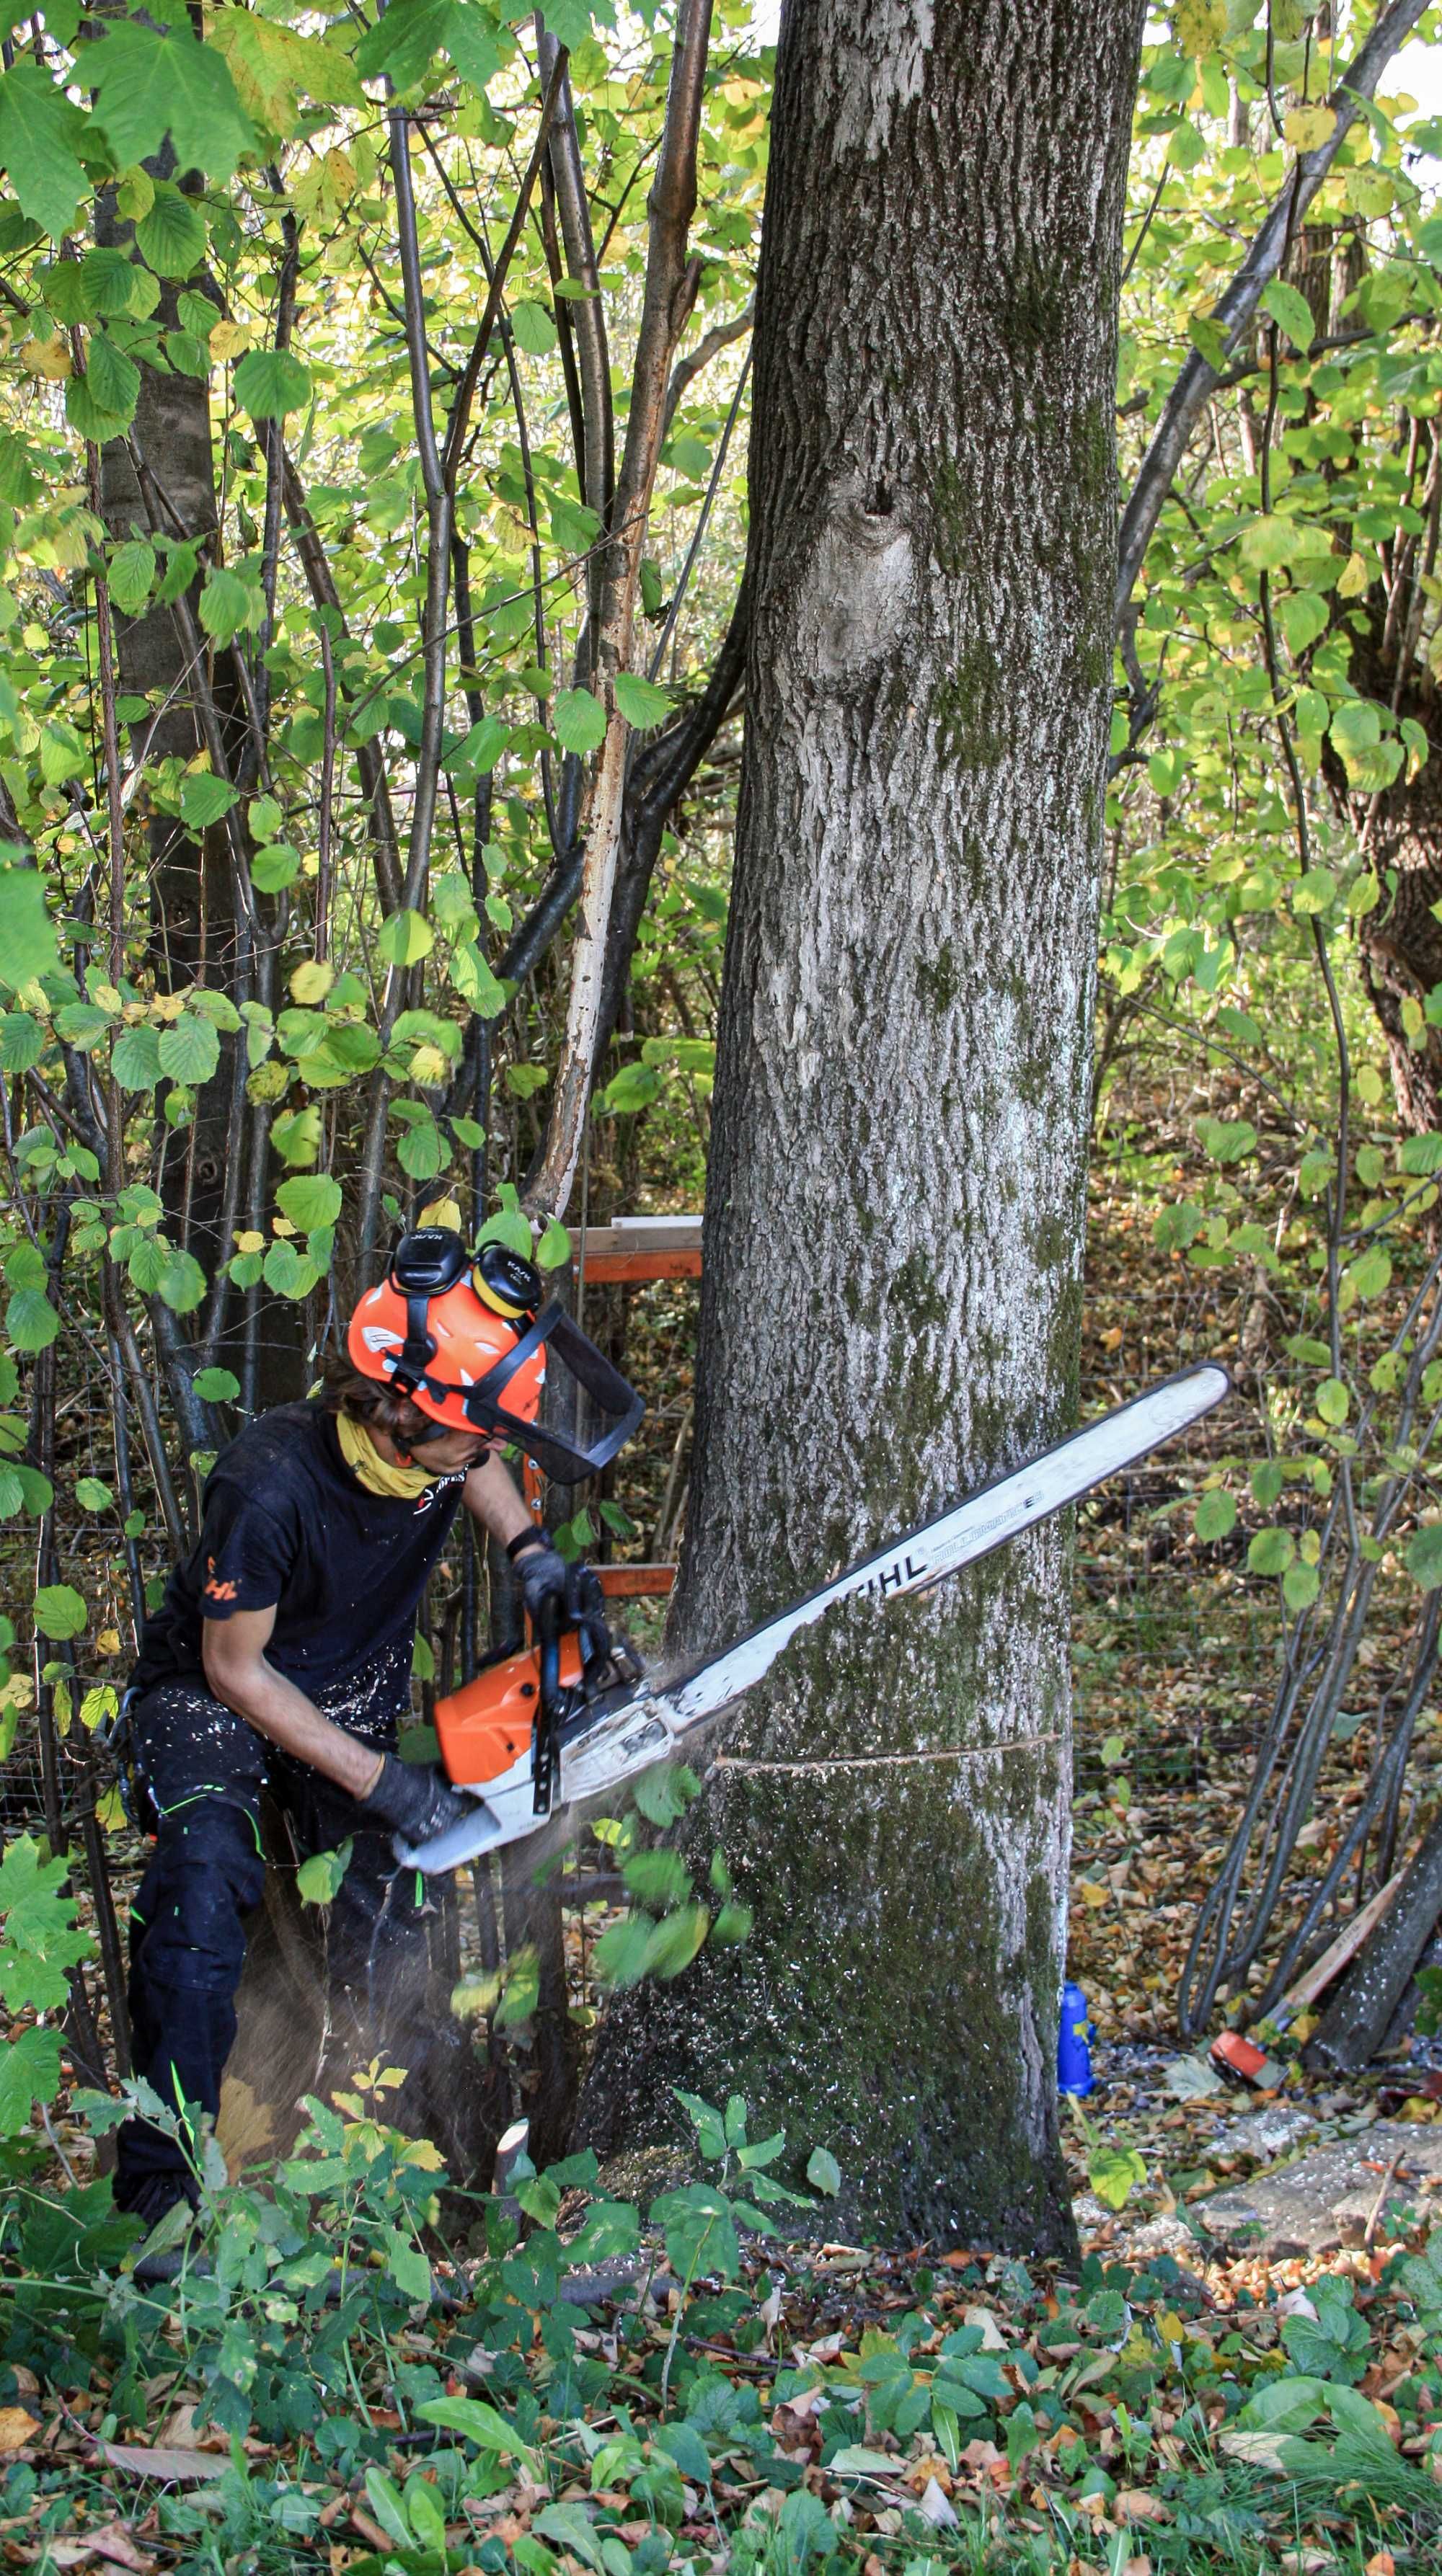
xmin=321 ymin=1357 xmax=437 ymax=1447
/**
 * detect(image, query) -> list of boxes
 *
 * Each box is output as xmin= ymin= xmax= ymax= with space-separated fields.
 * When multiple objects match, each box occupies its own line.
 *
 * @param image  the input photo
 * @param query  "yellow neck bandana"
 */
xmin=337 ymin=1411 xmax=445 ymax=1501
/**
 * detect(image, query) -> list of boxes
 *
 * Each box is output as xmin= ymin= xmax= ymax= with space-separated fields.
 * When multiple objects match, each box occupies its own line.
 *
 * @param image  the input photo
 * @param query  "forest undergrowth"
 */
xmin=7 ymin=1080 xmax=1442 ymax=2574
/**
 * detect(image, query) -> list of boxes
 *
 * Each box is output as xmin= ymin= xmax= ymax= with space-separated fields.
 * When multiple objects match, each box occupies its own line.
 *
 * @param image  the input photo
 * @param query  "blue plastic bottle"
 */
xmin=1058 ymin=1980 xmax=1096 ymax=2096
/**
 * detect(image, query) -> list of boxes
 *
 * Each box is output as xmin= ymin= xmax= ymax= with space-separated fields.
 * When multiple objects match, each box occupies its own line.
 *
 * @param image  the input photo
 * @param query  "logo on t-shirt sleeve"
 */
xmin=203 ymin=1554 xmax=239 ymax=1603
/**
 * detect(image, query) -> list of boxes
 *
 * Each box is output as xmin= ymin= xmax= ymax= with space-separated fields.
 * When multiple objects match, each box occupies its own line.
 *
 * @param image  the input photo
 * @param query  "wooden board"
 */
xmin=1280 ymin=1867 xmax=1406 ymax=2017
xmin=584 ymin=1248 xmax=702 ymax=1282
xmin=595 ymin=1563 xmax=677 ymax=1596
xmin=580 ymin=1216 xmax=703 ymax=1258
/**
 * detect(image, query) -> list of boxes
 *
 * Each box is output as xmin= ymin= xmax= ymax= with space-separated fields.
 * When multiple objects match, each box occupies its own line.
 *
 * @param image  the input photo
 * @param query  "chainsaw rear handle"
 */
xmin=537 ymin=1590 xmax=562 ymax=1715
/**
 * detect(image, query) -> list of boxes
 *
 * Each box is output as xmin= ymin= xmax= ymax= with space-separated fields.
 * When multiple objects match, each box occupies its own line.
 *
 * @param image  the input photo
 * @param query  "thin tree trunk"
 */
xmin=524 ymin=0 xmax=712 ymax=1222
xmin=581 ymin=0 xmax=1144 ymax=2256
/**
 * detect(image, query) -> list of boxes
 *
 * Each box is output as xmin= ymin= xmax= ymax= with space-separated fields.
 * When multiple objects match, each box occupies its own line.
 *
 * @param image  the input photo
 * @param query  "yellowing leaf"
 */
xmin=22 ymin=338 xmax=71 ymax=381
xmin=1337 ymin=550 xmax=1370 ymax=598
xmin=0 ymin=2408 xmax=38 ymax=2456
xmin=290 ymin=958 xmax=334 ymax=1005
xmin=1284 ymin=105 xmax=1336 ymax=151
xmin=233 ymin=1229 xmax=265 ymax=1254
xmin=417 ymin=1198 xmax=462 ymax=1232
xmin=1077 ymin=1879 xmax=1110 ymax=1909
xmin=208 ymin=319 xmax=252 ymax=363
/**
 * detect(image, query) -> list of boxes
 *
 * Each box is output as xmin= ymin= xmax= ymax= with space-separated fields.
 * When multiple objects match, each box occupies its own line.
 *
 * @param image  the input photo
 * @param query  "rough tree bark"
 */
xmin=580 ymin=0 xmax=1145 ymax=2253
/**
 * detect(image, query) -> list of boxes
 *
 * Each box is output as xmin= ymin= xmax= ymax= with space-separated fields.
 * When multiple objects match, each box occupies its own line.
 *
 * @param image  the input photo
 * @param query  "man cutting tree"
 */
xmin=113 ymin=1227 xmax=642 ymax=2235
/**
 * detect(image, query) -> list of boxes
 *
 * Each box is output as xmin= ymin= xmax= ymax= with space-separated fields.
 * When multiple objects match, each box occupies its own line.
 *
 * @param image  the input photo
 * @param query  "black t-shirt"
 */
xmin=131 ymin=1403 xmax=467 ymax=1697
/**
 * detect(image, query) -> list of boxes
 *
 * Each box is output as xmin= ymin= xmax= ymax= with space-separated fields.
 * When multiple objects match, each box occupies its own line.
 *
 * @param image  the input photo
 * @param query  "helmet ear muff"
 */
xmin=387 ymin=1228 xmax=472 ymax=1391
xmin=473 ymin=1240 xmax=542 ymax=1321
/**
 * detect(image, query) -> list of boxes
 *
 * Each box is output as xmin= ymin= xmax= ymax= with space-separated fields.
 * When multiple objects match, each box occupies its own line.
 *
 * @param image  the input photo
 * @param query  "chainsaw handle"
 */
xmin=537 ymin=1591 xmax=562 ymax=1715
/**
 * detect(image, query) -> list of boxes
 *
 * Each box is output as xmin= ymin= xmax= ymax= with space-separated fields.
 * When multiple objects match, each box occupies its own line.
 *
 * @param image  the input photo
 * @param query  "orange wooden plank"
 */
xmin=585 ymin=1248 xmax=703 ymax=1283
xmin=595 ymin=1563 xmax=677 ymax=1596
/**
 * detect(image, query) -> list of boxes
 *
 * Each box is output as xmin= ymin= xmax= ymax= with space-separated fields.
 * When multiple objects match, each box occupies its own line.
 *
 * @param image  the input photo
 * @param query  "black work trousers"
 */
xmin=115 ymin=1643 xmax=429 ymax=2221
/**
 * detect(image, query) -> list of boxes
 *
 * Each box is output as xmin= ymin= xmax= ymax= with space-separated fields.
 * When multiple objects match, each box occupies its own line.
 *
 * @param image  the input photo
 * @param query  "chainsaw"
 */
xmin=397 ymin=1360 xmax=1230 ymax=1874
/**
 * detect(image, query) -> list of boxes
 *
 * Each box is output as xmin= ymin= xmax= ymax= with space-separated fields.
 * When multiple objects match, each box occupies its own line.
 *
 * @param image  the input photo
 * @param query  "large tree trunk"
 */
xmin=580 ymin=0 xmax=1144 ymax=2255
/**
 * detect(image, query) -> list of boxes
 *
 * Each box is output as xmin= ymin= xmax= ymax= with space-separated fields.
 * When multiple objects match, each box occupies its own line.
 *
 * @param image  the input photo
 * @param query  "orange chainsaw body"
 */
xmin=433 ymin=1633 xmax=585 ymax=1787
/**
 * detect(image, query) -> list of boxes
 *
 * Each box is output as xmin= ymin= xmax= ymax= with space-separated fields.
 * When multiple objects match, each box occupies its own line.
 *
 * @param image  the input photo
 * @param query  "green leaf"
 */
xmin=87 ymin=19 xmax=255 ymax=180
xmin=1195 ymin=1488 xmax=1237 ymax=1542
xmin=250 ymin=842 xmax=300 ymax=892
xmin=67 ymin=331 xmax=141 ymax=439
xmin=806 ymin=2146 xmax=841 ymax=2195
xmin=1088 ymin=2143 xmax=1146 ymax=2211
xmin=34 ymin=1583 xmax=87 ymax=1640
xmin=355 ymin=0 xmax=451 ymax=85
xmin=234 ymin=346 xmax=312 ymax=421
xmin=642 ymin=1902 xmax=709 ymax=1979
xmin=1277 ymin=589 xmax=1329 ymax=655
xmin=455 ymin=714 xmax=509 ymax=773
xmin=263 ymin=1238 xmax=319 ymax=1300
xmin=1197 ymin=1115 xmax=1257 ymax=1163
xmin=1249 ymin=1527 xmax=1296 ymax=1577
xmin=74 ymin=1478 xmax=112 ymax=1512
xmin=603 ymin=1061 xmax=660 ymax=1114
xmin=1316 ymin=1377 xmax=1350 ymax=1426
xmin=0 ymin=863 xmax=58 ymax=993
xmin=552 ymin=686 xmax=609 ymax=755
xmin=416 ymin=2396 xmax=537 ymax=2469
xmin=0 ymin=1838 xmax=92 ymax=2012
xmin=136 ymin=181 xmax=207 ymax=277
xmin=111 ymin=1024 xmax=163 ymax=1091
xmin=0 ymin=1013 xmax=44 ymax=1074
xmin=593 ymin=1911 xmax=658 ymax=1989
xmin=510 ymin=298 xmax=557 ymax=355
xmin=192 ymin=1367 xmax=239 ymax=1402
xmin=296 ymin=1838 xmax=353 ymax=1906
xmin=276 ymin=1174 xmax=342 ymax=1232
xmin=54 ymin=1002 xmax=111 ymax=1052
xmin=1292 ymin=866 xmax=1337 ymax=917
xmin=108 ymin=538 xmax=156 ymax=614
xmin=0 ymin=2025 xmax=63 ymax=2135
xmin=532 ymin=2506 xmax=605 ymax=2572
xmin=1260 ymin=277 xmax=1316 ymax=352
xmin=156 ymin=1248 xmax=206 ymax=1313
xmin=450 ymin=941 xmax=507 ymax=1018
xmin=622 ymin=1849 xmax=692 ymax=1910
xmin=6 ymin=1287 xmax=58 ymax=1352
xmin=614 ymin=671 xmax=673 ymax=732
xmin=397 ymin=1119 xmax=444 ymax=1182
xmin=377 ymin=907 xmax=435 ymax=967
xmin=1283 ymin=1560 xmax=1320 ymax=1613
xmin=1407 ymin=1523 xmax=1442 ymax=1591
xmin=197 ymin=569 xmax=254 ymax=646
xmin=0 ymin=63 xmax=88 ymax=239
xmin=536 ymin=1217 xmax=570 ymax=1272
xmin=156 ymin=1013 xmax=221 ymax=1085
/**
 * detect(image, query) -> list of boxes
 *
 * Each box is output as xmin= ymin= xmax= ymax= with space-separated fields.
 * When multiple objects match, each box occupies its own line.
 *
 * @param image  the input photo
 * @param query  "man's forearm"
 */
xmin=464 ymin=1449 xmax=538 ymax=1550
xmin=203 ymin=1648 xmax=385 ymax=1799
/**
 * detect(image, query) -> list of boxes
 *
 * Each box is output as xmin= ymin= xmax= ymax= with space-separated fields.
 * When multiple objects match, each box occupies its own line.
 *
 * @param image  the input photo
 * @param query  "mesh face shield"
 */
xmin=459 ymin=1302 xmax=645 ymax=1481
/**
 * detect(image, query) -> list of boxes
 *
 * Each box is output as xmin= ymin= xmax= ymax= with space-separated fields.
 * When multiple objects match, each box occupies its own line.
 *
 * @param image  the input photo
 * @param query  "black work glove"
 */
xmin=363 ymin=1753 xmax=476 ymax=1845
xmin=510 ymin=1530 xmax=571 ymax=1624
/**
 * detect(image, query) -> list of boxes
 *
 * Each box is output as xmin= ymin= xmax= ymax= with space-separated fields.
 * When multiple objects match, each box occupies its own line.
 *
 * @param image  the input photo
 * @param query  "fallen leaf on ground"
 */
xmin=94 ymin=2439 xmax=229 ymax=2482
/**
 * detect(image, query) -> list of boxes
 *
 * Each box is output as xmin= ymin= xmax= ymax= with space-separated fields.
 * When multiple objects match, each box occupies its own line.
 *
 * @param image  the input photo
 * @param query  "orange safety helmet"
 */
xmin=345 ymin=1228 xmax=643 ymax=1482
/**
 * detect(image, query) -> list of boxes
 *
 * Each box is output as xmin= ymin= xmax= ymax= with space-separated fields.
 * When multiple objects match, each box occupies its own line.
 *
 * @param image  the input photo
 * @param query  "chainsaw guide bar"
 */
xmin=396 ymin=1362 xmax=1231 ymax=1875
